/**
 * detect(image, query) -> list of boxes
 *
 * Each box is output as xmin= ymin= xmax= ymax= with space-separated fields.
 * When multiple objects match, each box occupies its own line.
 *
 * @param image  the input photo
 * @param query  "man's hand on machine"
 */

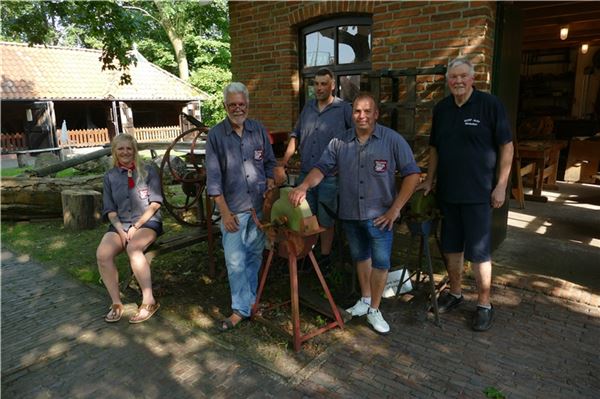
xmin=288 ymin=185 xmax=308 ymax=207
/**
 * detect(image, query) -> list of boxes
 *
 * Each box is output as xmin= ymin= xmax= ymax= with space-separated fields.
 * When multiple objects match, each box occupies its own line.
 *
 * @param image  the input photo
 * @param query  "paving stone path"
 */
xmin=2 ymin=247 xmax=600 ymax=398
xmin=1 ymin=249 xmax=297 ymax=399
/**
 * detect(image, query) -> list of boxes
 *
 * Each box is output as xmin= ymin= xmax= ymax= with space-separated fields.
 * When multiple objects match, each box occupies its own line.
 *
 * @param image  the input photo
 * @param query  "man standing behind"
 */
xmin=418 ymin=57 xmax=514 ymax=331
xmin=274 ymin=68 xmax=353 ymax=265
xmin=206 ymin=82 xmax=276 ymax=332
xmin=289 ymin=93 xmax=420 ymax=334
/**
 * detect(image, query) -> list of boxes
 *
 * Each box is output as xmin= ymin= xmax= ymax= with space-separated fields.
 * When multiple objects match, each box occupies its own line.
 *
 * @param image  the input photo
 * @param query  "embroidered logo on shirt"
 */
xmin=374 ymin=160 xmax=388 ymax=173
xmin=254 ymin=149 xmax=264 ymax=161
xmin=138 ymin=188 xmax=149 ymax=200
xmin=464 ymin=118 xmax=481 ymax=126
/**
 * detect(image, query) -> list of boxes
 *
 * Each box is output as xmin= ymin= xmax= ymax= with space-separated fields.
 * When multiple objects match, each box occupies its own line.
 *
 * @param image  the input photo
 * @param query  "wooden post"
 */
xmin=61 ymin=189 xmax=102 ymax=230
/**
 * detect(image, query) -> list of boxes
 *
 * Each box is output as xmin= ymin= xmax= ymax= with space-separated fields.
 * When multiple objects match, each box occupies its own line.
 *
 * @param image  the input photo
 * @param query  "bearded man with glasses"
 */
xmin=206 ymin=82 xmax=276 ymax=332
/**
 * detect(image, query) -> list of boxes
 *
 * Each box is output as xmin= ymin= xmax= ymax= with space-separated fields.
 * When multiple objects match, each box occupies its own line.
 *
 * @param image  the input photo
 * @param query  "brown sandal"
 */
xmin=104 ymin=304 xmax=124 ymax=323
xmin=129 ymin=303 xmax=160 ymax=324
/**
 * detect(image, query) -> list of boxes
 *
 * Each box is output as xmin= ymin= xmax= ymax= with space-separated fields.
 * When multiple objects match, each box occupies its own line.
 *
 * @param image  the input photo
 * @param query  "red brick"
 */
xmin=430 ymin=30 xmax=461 ymax=40
xmin=434 ymin=38 xmax=467 ymax=48
xmin=438 ymin=2 xmax=469 ymax=12
xmin=431 ymin=11 xmax=461 ymax=21
xmin=391 ymin=26 xmax=420 ymax=35
xmin=424 ymin=22 xmax=454 ymax=33
xmin=410 ymin=15 xmax=430 ymax=25
xmin=463 ymin=7 xmax=493 ymax=18
xmin=402 ymin=34 xmax=430 ymax=43
xmin=406 ymin=42 xmax=434 ymax=51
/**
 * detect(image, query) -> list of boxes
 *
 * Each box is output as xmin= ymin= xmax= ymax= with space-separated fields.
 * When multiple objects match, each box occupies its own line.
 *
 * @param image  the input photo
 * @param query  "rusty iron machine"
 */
xmin=152 ymin=122 xmax=344 ymax=351
xmin=251 ymin=186 xmax=345 ymax=352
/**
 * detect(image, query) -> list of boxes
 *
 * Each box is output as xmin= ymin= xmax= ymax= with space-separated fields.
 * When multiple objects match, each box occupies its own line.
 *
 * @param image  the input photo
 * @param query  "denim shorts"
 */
xmin=438 ymin=201 xmax=492 ymax=263
xmin=108 ymin=220 xmax=164 ymax=237
xmin=297 ymin=173 xmax=338 ymax=228
xmin=342 ymin=219 xmax=393 ymax=270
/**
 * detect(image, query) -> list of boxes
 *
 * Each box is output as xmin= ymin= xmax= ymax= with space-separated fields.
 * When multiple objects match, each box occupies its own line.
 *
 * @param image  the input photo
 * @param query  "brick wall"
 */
xmin=229 ymin=1 xmax=497 ymax=152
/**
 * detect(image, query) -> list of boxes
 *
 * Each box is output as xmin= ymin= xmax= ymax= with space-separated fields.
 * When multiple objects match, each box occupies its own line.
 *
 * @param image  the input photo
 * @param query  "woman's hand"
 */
xmin=118 ymin=229 xmax=128 ymax=247
xmin=126 ymin=225 xmax=138 ymax=242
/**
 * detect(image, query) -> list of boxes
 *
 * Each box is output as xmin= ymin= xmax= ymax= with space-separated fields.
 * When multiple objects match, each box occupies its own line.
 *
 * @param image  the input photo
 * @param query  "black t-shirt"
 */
xmin=430 ymin=89 xmax=513 ymax=203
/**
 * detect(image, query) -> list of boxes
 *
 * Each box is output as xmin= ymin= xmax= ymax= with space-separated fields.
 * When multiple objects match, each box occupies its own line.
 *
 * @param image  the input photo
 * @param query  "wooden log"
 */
xmin=27 ymin=147 xmax=112 ymax=177
xmin=61 ymin=189 xmax=102 ymax=230
xmin=1 ymin=175 xmax=103 ymax=221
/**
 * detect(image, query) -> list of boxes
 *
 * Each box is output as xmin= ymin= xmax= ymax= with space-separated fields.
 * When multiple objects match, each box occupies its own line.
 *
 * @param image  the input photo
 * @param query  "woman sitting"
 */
xmin=97 ymin=134 xmax=162 ymax=323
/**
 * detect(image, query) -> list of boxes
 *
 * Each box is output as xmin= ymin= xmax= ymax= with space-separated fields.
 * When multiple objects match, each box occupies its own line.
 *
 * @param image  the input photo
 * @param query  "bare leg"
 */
xmin=444 ymin=252 xmax=464 ymax=295
xmin=356 ymin=259 xmax=372 ymax=298
xmin=472 ymin=260 xmax=492 ymax=305
xmin=369 ymin=268 xmax=388 ymax=309
xmin=320 ymin=226 xmax=335 ymax=255
xmin=126 ymin=228 xmax=158 ymax=318
xmin=96 ymin=232 xmax=125 ymax=306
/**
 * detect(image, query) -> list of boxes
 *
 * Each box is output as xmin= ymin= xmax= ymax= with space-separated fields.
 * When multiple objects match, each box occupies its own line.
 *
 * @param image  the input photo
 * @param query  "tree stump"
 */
xmin=61 ymin=189 xmax=102 ymax=230
xmin=1 ymin=176 xmax=104 ymax=221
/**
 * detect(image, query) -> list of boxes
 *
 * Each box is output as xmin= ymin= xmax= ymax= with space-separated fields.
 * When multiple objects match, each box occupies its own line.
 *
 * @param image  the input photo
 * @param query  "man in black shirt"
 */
xmin=419 ymin=57 xmax=514 ymax=331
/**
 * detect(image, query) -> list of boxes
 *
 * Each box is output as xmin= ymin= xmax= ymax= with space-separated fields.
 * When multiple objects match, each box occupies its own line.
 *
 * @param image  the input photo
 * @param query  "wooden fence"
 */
xmin=61 ymin=128 xmax=110 ymax=147
xmin=1 ymin=132 xmax=26 ymax=151
xmin=133 ymin=126 xmax=181 ymax=142
xmin=1 ymin=125 xmax=182 ymax=152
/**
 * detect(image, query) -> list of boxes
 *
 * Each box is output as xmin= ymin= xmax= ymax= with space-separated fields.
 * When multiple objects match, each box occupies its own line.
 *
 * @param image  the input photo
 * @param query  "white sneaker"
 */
xmin=367 ymin=308 xmax=390 ymax=334
xmin=346 ymin=299 xmax=370 ymax=317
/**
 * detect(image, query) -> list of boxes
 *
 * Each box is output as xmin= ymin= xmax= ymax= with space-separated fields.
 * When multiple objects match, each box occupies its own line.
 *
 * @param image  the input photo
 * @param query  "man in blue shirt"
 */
xmin=274 ymin=68 xmax=353 ymax=266
xmin=206 ymin=82 xmax=276 ymax=332
xmin=289 ymin=93 xmax=420 ymax=334
xmin=419 ymin=57 xmax=514 ymax=332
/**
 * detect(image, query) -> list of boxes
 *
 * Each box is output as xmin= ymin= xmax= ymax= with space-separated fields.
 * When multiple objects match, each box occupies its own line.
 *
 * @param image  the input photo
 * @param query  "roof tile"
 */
xmin=1 ymin=41 xmax=207 ymax=101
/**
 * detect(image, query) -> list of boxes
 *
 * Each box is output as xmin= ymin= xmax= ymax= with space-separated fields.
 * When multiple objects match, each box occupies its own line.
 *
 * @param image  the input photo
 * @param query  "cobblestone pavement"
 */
xmin=1 ymin=249 xmax=297 ymax=399
xmin=2 ymin=247 xmax=600 ymax=398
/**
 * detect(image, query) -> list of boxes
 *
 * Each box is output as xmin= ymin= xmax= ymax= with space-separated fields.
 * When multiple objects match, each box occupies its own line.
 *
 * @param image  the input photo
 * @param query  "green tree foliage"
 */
xmin=0 ymin=0 xmax=230 ymax=125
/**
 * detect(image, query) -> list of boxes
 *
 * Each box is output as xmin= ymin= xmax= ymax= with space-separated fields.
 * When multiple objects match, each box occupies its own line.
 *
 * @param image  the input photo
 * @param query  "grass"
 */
xmin=0 ymin=216 xmax=186 ymax=285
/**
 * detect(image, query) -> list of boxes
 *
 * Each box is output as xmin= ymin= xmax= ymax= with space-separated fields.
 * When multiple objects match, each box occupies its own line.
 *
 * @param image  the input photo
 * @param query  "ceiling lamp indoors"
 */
xmin=581 ymin=43 xmax=589 ymax=54
xmin=560 ymin=26 xmax=569 ymax=40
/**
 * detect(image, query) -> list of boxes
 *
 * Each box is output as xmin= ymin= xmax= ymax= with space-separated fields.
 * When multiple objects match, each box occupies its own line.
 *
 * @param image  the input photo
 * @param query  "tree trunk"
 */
xmin=154 ymin=0 xmax=189 ymax=81
xmin=1 ymin=176 xmax=104 ymax=221
xmin=61 ymin=189 xmax=102 ymax=230
xmin=27 ymin=147 xmax=112 ymax=177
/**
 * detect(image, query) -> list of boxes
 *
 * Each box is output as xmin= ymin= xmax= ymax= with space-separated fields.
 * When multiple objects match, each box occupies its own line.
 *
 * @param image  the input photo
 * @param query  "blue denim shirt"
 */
xmin=102 ymin=164 xmax=163 ymax=228
xmin=291 ymin=97 xmax=353 ymax=175
xmin=314 ymin=123 xmax=420 ymax=220
xmin=206 ymin=118 xmax=276 ymax=213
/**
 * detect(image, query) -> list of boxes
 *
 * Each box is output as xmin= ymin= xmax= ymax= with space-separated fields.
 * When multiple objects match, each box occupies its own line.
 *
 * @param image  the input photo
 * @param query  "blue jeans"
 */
xmin=297 ymin=173 xmax=338 ymax=228
xmin=220 ymin=212 xmax=265 ymax=317
xmin=342 ymin=219 xmax=393 ymax=270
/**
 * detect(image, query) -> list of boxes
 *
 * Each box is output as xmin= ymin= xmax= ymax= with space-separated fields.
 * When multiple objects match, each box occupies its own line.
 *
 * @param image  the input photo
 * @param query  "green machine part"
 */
xmin=408 ymin=190 xmax=438 ymax=221
xmin=270 ymin=187 xmax=314 ymax=232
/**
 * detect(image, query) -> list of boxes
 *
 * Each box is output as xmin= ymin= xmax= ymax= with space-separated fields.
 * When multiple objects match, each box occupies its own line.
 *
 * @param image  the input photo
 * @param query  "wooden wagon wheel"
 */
xmin=159 ymin=126 xmax=215 ymax=227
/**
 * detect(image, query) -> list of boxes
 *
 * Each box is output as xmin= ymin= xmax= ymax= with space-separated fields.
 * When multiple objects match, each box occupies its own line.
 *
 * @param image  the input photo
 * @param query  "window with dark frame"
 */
xmin=299 ymin=16 xmax=372 ymax=107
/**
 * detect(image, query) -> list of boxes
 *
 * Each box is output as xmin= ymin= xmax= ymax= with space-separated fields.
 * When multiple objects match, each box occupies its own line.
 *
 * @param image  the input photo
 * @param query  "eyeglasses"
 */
xmin=226 ymin=102 xmax=247 ymax=110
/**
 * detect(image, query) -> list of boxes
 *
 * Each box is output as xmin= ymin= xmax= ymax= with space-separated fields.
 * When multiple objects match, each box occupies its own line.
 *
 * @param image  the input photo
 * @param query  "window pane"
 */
xmin=304 ymin=77 xmax=316 ymax=101
xmin=305 ymin=28 xmax=335 ymax=67
xmin=338 ymin=25 xmax=371 ymax=64
xmin=338 ymin=75 xmax=362 ymax=103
